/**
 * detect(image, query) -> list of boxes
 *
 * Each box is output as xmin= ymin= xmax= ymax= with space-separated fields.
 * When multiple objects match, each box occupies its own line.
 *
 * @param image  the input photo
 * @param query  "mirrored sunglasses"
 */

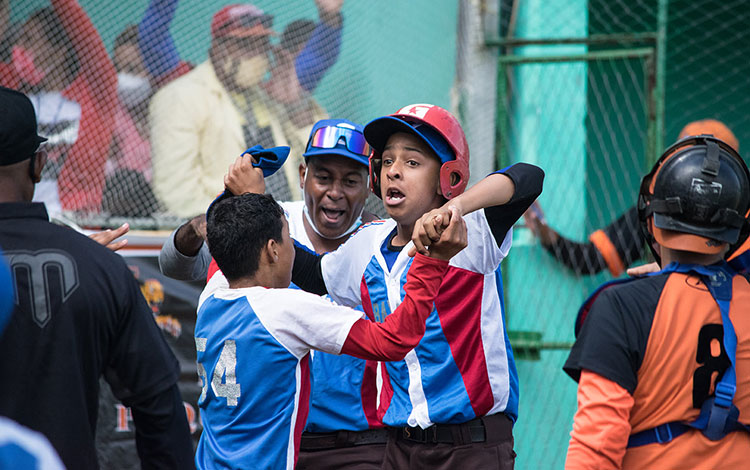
xmin=307 ymin=126 xmax=372 ymax=157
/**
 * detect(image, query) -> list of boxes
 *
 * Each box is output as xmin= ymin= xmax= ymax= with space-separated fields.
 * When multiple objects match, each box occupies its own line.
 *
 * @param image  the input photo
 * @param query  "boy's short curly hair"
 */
xmin=206 ymin=193 xmax=285 ymax=281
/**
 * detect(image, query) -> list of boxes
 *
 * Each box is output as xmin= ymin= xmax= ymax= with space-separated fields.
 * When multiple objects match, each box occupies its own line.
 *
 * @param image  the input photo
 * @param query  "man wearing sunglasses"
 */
xmin=160 ymin=118 xmax=386 ymax=468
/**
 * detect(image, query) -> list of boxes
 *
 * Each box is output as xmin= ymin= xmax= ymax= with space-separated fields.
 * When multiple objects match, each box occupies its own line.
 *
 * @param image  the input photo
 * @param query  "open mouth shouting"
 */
xmin=385 ymin=187 xmax=405 ymax=206
xmin=320 ymin=206 xmax=347 ymax=224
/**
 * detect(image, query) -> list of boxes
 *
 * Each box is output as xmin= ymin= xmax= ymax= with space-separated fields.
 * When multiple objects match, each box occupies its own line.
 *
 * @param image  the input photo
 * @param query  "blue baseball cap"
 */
xmin=302 ymin=119 xmax=371 ymax=168
xmin=364 ymin=116 xmax=455 ymax=164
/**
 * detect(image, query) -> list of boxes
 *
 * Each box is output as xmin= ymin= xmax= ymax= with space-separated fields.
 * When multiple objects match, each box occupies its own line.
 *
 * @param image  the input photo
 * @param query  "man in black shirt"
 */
xmin=0 ymin=85 xmax=194 ymax=469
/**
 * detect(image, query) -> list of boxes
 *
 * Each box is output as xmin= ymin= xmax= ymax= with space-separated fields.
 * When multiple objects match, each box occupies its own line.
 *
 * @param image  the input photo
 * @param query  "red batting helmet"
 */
xmin=364 ymin=104 xmax=470 ymax=199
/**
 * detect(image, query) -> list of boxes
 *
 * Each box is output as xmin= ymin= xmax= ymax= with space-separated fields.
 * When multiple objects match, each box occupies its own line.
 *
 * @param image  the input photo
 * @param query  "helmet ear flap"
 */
xmin=439 ymin=160 xmax=468 ymax=200
xmin=644 ymin=217 xmax=662 ymax=265
xmin=638 ymin=162 xmax=662 ymax=265
xmin=369 ymin=152 xmax=382 ymax=198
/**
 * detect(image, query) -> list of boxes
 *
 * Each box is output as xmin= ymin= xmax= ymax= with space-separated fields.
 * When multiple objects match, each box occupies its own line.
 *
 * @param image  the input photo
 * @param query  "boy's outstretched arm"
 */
xmin=453 ymin=163 xmax=543 ymax=216
xmin=160 ymin=158 xmax=264 ymax=281
xmin=341 ymin=213 xmax=467 ymax=361
xmin=412 ymin=163 xmax=544 ymax=255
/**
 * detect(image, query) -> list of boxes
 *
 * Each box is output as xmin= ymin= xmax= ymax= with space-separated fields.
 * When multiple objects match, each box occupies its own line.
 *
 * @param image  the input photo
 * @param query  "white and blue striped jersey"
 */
xmin=321 ymin=210 xmax=519 ymax=428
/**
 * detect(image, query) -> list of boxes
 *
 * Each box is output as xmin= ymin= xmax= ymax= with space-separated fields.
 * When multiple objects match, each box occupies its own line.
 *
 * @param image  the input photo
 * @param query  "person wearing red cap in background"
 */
xmin=0 ymin=0 xmax=117 ymax=215
xmin=103 ymin=1 xmax=342 ymax=216
xmin=524 ymin=119 xmax=749 ymax=278
xmin=149 ymin=2 xmax=342 ymax=218
xmin=132 ymin=0 xmax=343 ymax=93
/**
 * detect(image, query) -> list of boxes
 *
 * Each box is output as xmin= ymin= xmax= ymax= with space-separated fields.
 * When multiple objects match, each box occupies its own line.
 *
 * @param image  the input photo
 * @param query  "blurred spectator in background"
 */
xmin=0 ymin=0 xmax=16 ymax=62
xmin=265 ymin=19 xmax=317 ymax=108
xmin=525 ymin=119 xmax=741 ymax=277
xmin=0 ymin=0 xmax=117 ymax=215
xmin=138 ymin=0 xmax=342 ymax=98
xmin=264 ymin=18 xmax=331 ymax=196
xmin=149 ymin=0 xmax=344 ymax=217
xmin=103 ymin=25 xmax=160 ymax=217
xmin=103 ymin=0 xmax=342 ymax=217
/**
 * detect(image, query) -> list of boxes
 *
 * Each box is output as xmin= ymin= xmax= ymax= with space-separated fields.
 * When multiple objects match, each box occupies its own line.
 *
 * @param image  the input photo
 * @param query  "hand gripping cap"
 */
xmin=365 ymin=104 xmax=470 ymax=199
xmin=638 ymin=135 xmax=750 ymax=258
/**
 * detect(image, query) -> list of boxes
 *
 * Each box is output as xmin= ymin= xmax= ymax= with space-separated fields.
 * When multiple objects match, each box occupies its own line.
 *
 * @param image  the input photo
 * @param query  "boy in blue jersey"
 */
xmin=164 ymin=118 xmax=392 ymax=468
xmin=288 ymin=103 xmax=544 ymax=469
xmin=194 ymin=191 xmax=467 ymax=470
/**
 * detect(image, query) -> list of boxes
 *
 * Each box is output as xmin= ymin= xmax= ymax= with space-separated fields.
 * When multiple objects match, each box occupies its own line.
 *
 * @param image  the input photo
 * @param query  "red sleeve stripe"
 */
xmin=207 ymin=258 xmax=221 ymax=282
xmin=292 ymin=354 xmax=311 ymax=467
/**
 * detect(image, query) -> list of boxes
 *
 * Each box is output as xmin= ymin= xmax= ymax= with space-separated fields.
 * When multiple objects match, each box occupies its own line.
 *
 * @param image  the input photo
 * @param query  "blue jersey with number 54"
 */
xmin=194 ymin=270 xmax=362 ymax=470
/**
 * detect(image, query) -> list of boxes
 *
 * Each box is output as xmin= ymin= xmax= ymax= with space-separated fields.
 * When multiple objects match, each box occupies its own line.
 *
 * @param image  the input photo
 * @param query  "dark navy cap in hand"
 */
xmin=243 ymin=145 xmax=290 ymax=178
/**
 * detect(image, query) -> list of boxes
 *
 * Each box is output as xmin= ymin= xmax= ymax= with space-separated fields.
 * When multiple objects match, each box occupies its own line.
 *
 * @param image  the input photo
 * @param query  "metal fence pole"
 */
xmin=495 ymin=63 xmax=511 ymax=170
xmin=653 ymin=0 xmax=669 ymax=165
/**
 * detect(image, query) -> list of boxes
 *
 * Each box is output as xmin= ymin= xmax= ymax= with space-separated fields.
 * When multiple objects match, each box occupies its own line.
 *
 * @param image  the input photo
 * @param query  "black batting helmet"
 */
xmin=638 ymin=135 xmax=750 ymax=261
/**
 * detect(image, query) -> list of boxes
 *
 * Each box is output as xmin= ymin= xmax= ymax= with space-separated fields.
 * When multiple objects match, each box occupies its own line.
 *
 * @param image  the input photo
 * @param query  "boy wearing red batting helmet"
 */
xmin=564 ymin=135 xmax=750 ymax=469
xmin=289 ymin=103 xmax=544 ymax=469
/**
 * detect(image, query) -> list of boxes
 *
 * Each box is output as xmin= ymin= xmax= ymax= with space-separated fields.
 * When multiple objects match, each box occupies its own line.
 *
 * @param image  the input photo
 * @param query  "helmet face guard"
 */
xmin=365 ymin=104 xmax=470 ymax=200
xmin=638 ymin=135 xmax=750 ymax=263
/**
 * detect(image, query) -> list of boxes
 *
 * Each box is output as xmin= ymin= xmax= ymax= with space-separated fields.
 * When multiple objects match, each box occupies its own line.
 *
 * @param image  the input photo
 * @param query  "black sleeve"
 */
xmin=543 ymin=206 xmax=645 ymax=275
xmin=563 ymin=275 xmax=667 ymax=393
xmin=602 ymin=206 xmax=647 ymax=267
xmin=484 ymin=163 xmax=544 ymax=244
xmin=545 ymin=237 xmax=608 ymax=275
xmin=102 ymin=264 xmax=191 ymax=468
xmin=106 ymin=266 xmax=180 ymax=404
xmin=291 ymin=240 xmax=328 ymax=295
xmin=130 ymin=383 xmax=195 ymax=470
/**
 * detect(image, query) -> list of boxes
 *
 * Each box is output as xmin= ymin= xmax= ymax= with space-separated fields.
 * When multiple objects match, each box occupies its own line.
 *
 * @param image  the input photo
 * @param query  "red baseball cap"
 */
xmin=211 ymin=4 xmax=275 ymax=39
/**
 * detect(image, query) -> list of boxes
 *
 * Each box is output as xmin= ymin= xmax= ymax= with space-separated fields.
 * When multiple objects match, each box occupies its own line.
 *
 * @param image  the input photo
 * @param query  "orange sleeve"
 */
xmin=589 ymin=230 xmax=625 ymax=277
xmin=566 ymin=370 xmax=633 ymax=470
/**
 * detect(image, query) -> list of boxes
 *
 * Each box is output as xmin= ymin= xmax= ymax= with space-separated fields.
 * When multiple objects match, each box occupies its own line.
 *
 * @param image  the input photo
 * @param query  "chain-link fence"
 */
xmin=493 ymin=0 xmax=750 ymax=468
xmin=666 ymin=0 xmax=750 ymax=150
xmin=4 ymin=0 xmax=749 ymax=468
xmin=2 ymin=0 xmax=469 ymax=229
